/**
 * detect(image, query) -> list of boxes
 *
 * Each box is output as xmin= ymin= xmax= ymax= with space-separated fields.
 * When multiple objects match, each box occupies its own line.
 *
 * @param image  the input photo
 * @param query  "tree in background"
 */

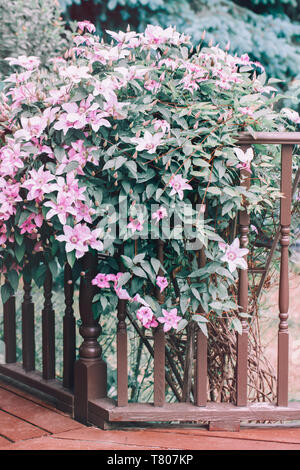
xmin=0 ymin=0 xmax=74 ymax=78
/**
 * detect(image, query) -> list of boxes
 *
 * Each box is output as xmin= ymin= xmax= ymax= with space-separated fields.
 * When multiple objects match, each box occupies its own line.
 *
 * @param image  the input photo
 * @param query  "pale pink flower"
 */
xmin=153 ymin=120 xmax=170 ymax=134
xmin=114 ymin=286 xmax=131 ymax=300
xmin=92 ymin=273 xmax=110 ymax=288
xmin=50 ymin=173 xmax=86 ymax=201
xmin=44 ymin=193 xmax=77 ymax=225
xmin=234 ymin=147 xmax=254 ymax=174
xmin=282 ymin=108 xmax=300 ymax=124
xmin=45 ymin=87 xmax=70 ymax=106
xmin=152 ymin=206 xmax=168 ymax=224
xmin=22 ymin=166 xmax=55 ymax=201
xmin=56 ymin=224 xmax=91 ymax=258
xmin=136 ymin=306 xmax=158 ymax=329
xmin=131 ymin=130 xmax=164 ymax=154
xmin=59 ymin=65 xmax=91 ymax=83
xmin=250 ymin=224 xmax=258 ymax=234
xmin=238 ymin=106 xmax=255 ymax=118
xmin=219 ymin=237 xmax=249 ymax=273
xmin=19 ymin=213 xmax=42 ymax=234
xmin=144 ymin=79 xmax=161 ymax=93
xmin=132 ymin=293 xmax=150 ymax=307
xmin=88 ymin=228 xmax=104 ymax=251
xmin=106 ymin=30 xmax=138 ymax=46
xmin=156 ymin=276 xmax=168 ymax=293
xmin=5 ymin=55 xmax=40 ymax=70
xmin=15 ymin=115 xmax=47 ymax=140
xmin=127 ymin=217 xmax=144 ymax=234
xmin=169 ymin=174 xmax=192 ymax=200
xmin=78 ymin=21 xmax=96 ymax=34
xmin=157 ymin=308 xmax=182 ymax=332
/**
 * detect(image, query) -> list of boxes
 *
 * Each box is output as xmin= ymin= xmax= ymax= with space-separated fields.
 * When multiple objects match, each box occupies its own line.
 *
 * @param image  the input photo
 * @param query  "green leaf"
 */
xmin=116 ymin=272 xmax=131 ymax=287
xmin=176 ymin=318 xmax=188 ymax=332
xmin=1 ymin=283 xmax=13 ymax=304
xmin=192 ymin=314 xmax=209 ymax=323
xmin=15 ymin=243 xmax=25 ymax=263
xmin=132 ymin=266 xmax=147 ymax=278
xmin=66 ymin=251 xmax=76 ymax=268
xmin=121 ymin=255 xmax=133 ymax=269
xmin=7 ymin=270 xmax=19 ymax=291
xmin=232 ymin=317 xmax=243 ymax=335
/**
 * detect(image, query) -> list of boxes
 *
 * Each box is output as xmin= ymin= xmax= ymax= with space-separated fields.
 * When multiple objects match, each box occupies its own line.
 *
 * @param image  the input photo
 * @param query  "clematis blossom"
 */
xmin=234 ymin=147 xmax=254 ymax=174
xmin=157 ymin=308 xmax=182 ymax=332
xmin=131 ymin=130 xmax=164 ymax=154
xmin=169 ymin=174 xmax=192 ymax=200
xmin=219 ymin=237 xmax=249 ymax=273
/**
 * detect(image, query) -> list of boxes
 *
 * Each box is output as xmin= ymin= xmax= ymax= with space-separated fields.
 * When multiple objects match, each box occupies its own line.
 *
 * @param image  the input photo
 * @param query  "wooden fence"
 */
xmin=1 ymin=132 xmax=300 ymax=431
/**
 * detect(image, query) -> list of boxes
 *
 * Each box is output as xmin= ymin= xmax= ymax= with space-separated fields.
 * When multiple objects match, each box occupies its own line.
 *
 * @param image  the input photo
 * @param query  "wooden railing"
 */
xmin=1 ymin=132 xmax=300 ymax=430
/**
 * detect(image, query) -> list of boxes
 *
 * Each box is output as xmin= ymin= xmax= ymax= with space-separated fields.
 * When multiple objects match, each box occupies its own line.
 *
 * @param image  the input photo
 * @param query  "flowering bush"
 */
xmin=0 ymin=21 xmax=297 ymax=335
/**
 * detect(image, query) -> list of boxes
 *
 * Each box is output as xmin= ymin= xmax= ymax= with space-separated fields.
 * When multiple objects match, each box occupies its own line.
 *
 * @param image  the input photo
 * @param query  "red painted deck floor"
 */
xmin=1 ymin=378 xmax=300 ymax=450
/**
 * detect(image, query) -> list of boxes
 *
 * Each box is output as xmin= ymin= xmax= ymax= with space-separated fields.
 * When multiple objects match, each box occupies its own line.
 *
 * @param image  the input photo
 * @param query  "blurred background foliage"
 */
xmin=0 ymin=0 xmax=74 ymax=78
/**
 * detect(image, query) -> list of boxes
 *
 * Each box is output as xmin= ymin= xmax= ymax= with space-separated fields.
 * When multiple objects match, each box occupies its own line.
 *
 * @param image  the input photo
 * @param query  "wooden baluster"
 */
xmin=277 ymin=144 xmax=293 ymax=407
xmin=22 ymin=280 xmax=35 ymax=371
xmin=195 ymin=247 xmax=207 ymax=406
xmin=236 ymin=144 xmax=251 ymax=407
xmin=3 ymin=292 xmax=16 ymax=364
xmin=154 ymin=239 xmax=165 ymax=407
xmin=63 ymin=262 xmax=76 ymax=389
xmin=74 ymin=252 xmax=107 ymax=424
xmin=117 ymin=298 xmax=128 ymax=406
xmin=42 ymin=268 xmax=55 ymax=380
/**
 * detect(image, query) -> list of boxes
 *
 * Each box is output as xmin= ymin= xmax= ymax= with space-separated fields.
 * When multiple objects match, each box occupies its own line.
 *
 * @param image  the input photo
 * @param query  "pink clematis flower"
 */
xmin=156 ymin=276 xmax=168 ymax=293
xmin=282 ymin=108 xmax=300 ymax=124
xmin=136 ymin=306 xmax=158 ymax=329
xmin=5 ymin=55 xmax=40 ymax=70
xmin=144 ymin=79 xmax=161 ymax=93
xmin=59 ymin=65 xmax=91 ymax=83
xmin=78 ymin=21 xmax=96 ymax=34
xmin=92 ymin=273 xmax=110 ymax=288
xmin=127 ymin=217 xmax=144 ymax=234
xmin=56 ymin=224 xmax=91 ymax=258
xmin=44 ymin=193 xmax=77 ymax=225
xmin=152 ymin=206 xmax=168 ymax=224
xmin=153 ymin=119 xmax=170 ymax=134
xmin=157 ymin=308 xmax=182 ymax=332
xmin=169 ymin=174 xmax=193 ymax=200
xmin=219 ymin=237 xmax=249 ymax=273
xmin=114 ymin=286 xmax=131 ymax=300
xmin=131 ymin=130 xmax=164 ymax=154
xmin=234 ymin=147 xmax=254 ymax=174
xmin=22 ymin=166 xmax=55 ymax=201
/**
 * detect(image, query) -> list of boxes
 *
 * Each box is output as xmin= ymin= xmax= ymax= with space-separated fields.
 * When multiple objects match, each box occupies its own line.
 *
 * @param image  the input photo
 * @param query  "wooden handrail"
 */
xmin=238 ymin=132 xmax=300 ymax=145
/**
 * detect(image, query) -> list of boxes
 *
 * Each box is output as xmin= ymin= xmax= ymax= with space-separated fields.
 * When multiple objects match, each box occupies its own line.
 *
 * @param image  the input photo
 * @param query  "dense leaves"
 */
xmin=0 ymin=22 xmax=298 ymax=334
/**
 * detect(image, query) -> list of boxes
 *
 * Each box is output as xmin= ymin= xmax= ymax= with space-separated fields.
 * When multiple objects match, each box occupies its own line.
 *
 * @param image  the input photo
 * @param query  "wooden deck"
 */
xmin=1 ymin=378 xmax=300 ymax=450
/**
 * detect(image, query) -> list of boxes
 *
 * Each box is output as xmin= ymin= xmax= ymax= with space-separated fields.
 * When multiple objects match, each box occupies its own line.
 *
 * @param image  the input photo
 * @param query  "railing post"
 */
xmin=63 ymin=262 xmax=76 ymax=389
xmin=117 ymin=298 xmax=128 ymax=406
xmin=3 ymin=292 xmax=16 ymax=364
xmin=277 ymin=144 xmax=293 ymax=407
xmin=22 ymin=280 xmax=35 ymax=371
xmin=154 ymin=239 xmax=165 ymax=407
xmin=236 ymin=144 xmax=250 ymax=407
xmin=42 ymin=269 xmax=55 ymax=380
xmin=74 ymin=252 xmax=107 ymax=424
xmin=195 ymin=247 xmax=207 ymax=406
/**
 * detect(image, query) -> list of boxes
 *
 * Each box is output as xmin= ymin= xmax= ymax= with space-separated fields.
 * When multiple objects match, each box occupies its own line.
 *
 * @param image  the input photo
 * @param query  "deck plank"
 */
xmin=0 ymin=386 xmax=82 ymax=434
xmin=1 ymin=378 xmax=300 ymax=450
xmin=0 ymin=409 xmax=49 ymax=441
